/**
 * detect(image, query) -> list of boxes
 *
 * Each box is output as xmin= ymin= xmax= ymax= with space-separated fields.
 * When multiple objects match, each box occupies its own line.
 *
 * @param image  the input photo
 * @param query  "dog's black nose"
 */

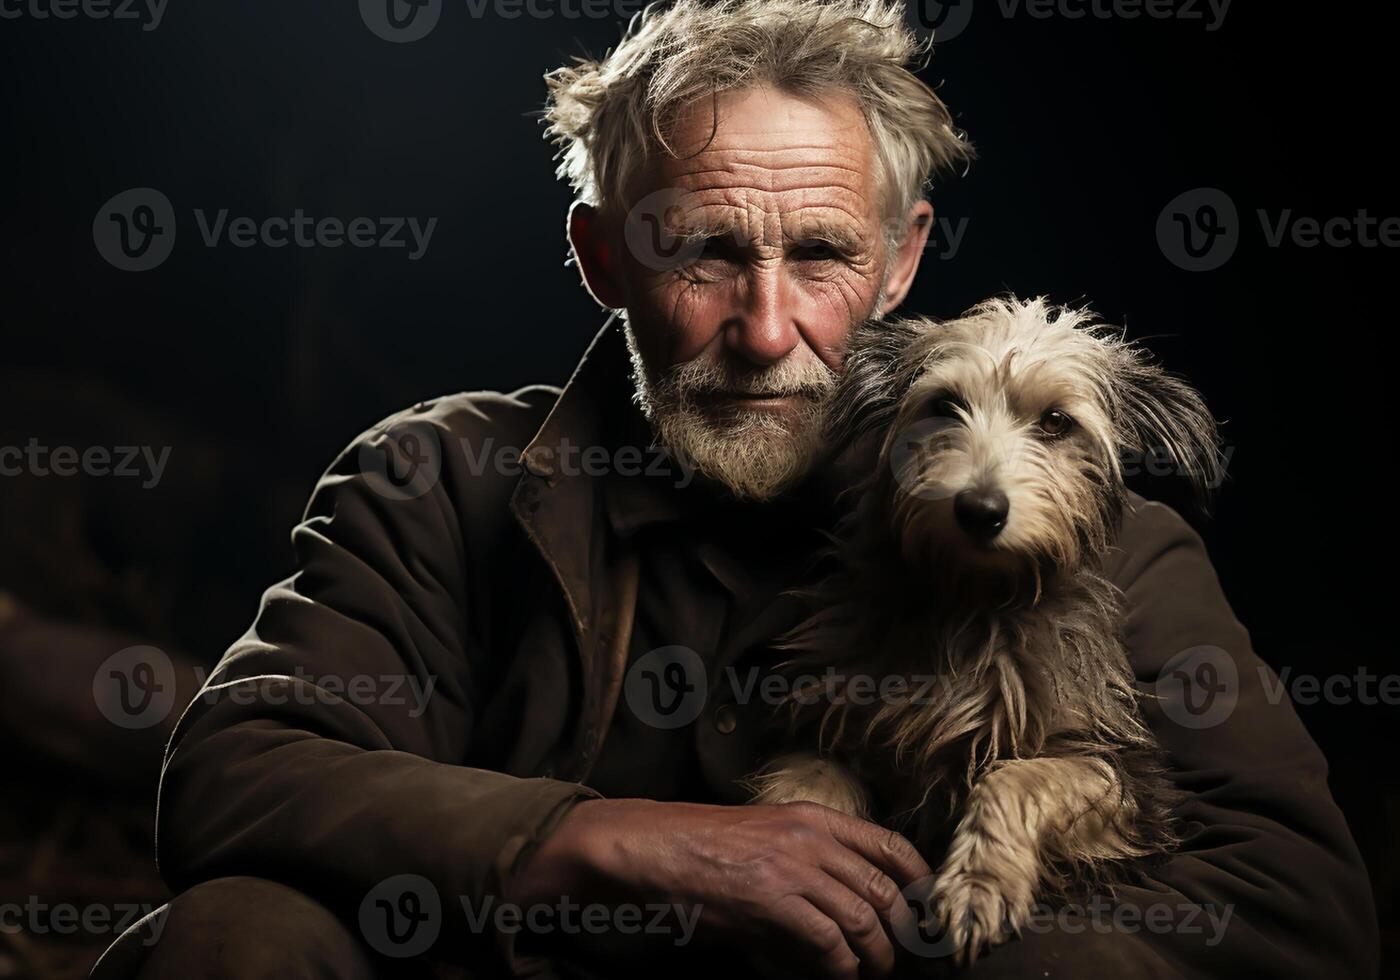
xmin=954 ymin=488 xmax=1009 ymax=541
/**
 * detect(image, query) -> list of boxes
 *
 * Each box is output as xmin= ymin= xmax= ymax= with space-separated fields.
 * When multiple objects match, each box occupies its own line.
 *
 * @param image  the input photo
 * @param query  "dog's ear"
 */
xmin=1110 ymin=347 xmax=1226 ymax=505
xmin=827 ymin=316 xmax=941 ymax=446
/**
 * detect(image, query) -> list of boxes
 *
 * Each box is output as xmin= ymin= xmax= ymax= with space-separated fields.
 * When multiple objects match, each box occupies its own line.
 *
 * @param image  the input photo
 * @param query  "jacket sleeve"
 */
xmin=154 ymin=402 xmax=598 ymax=967
xmin=968 ymin=498 xmax=1376 ymax=979
xmin=1085 ymin=499 xmax=1376 ymax=977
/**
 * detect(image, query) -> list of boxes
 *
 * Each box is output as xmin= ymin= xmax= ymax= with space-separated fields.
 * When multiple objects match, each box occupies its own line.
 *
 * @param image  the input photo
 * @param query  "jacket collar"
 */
xmin=510 ymin=313 xmax=879 ymax=639
xmin=509 ymin=315 xmax=629 ymax=642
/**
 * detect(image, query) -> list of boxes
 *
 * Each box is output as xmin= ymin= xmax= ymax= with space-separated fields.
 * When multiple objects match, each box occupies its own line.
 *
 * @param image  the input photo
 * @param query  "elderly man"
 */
xmin=96 ymin=1 xmax=1374 ymax=978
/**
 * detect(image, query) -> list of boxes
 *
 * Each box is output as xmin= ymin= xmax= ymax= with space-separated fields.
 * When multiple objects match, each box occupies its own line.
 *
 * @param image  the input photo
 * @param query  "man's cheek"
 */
xmin=627 ymin=277 xmax=711 ymax=366
xmin=630 ymin=278 xmax=724 ymax=365
xmin=803 ymin=272 xmax=880 ymax=330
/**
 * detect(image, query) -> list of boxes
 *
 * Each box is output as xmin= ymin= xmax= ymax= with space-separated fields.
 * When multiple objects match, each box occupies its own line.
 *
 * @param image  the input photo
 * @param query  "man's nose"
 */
xmin=722 ymin=269 xmax=801 ymax=366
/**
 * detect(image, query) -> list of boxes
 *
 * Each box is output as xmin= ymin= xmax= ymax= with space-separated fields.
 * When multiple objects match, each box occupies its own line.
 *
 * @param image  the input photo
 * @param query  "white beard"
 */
xmin=623 ymin=328 xmax=838 ymax=501
xmin=620 ymin=257 xmax=892 ymax=501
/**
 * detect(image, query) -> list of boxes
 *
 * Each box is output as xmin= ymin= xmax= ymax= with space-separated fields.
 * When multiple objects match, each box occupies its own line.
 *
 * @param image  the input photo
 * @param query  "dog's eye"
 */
xmin=1038 ymin=409 xmax=1075 ymax=438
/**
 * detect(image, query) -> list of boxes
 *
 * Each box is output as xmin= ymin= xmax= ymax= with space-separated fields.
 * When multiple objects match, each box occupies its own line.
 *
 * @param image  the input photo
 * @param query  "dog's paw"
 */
xmin=925 ymin=854 xmax=1036 ymax=965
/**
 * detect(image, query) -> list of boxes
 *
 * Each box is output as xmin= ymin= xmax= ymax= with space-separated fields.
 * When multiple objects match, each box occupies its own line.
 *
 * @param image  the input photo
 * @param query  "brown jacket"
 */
xmin=155 ymin=321 xmax=1377 ymax=977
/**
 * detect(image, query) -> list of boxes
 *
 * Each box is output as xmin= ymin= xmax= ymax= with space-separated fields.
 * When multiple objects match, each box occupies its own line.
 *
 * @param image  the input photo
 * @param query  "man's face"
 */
xmin=614 ymin=86 xmax=896 ymax=500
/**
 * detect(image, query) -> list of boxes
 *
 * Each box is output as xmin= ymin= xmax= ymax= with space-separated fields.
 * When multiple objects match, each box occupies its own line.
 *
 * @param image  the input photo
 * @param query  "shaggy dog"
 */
xmin=747 ymin=297 xmax=1223 ymax=962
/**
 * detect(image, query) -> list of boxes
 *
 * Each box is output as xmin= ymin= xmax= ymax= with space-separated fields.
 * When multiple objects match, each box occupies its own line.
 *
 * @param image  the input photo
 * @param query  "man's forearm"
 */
xmin=158 ymin=699 xmax=597 ymax=966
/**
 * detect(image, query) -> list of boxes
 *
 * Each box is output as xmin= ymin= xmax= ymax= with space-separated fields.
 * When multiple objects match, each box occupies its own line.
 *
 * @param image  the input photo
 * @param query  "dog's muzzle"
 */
xmin=954 ymin=488 xmax=1009 ymax=542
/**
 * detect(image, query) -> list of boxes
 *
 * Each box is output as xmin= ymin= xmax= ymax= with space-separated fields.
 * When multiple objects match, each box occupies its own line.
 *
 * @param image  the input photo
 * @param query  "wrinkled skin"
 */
xmin=571 ymin=85 xmax=933 ymax=425
xmin=509 ymin=87 xmax=940 ymax=979
xmin=508 ymin=800 xmax=932 ymax=979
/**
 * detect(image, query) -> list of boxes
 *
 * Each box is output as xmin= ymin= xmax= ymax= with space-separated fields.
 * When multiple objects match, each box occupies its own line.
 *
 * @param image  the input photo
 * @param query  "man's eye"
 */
xmin=1038 ymin=409 xmax=1075 ymax=438
xmin=696 ymin=236 xmax=732 ymax=260
xmin=793 ymin=242 xmax=839 ymax=261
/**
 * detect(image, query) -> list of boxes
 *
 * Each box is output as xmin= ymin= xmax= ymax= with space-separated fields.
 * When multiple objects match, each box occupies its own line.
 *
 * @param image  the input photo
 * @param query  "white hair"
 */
xmin=542 ymin=0 xmax=972 ymax=224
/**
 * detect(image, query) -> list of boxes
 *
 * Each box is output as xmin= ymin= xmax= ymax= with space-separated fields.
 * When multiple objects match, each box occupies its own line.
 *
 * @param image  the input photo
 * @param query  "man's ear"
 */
xmin=877 ymin=200 xmax=935 ymax=316
xmin=568 ymin=200 xmax=626 ymax=310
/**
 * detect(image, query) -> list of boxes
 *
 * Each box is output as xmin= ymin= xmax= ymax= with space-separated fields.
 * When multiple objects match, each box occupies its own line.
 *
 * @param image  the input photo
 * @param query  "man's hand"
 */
xmin=504 ymin=798 xmax=931 ymax=979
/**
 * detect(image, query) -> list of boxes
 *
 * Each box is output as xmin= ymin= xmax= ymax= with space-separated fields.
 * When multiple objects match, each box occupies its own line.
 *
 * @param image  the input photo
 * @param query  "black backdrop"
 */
xmin=1 ymin=0 xmax=1395 ymax=974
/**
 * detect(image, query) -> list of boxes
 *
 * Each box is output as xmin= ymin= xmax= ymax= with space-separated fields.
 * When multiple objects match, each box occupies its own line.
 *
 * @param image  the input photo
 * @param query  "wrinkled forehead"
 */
xmin=626 ymin=86 xmax=888 ymax=246
xmin=912 ymin=316 xmax=1112 ymax=415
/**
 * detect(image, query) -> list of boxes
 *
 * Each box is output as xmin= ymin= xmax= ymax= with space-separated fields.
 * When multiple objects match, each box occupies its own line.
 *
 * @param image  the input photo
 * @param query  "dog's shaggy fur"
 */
xmin=747 ymin=296 xmax=1223 ymax=963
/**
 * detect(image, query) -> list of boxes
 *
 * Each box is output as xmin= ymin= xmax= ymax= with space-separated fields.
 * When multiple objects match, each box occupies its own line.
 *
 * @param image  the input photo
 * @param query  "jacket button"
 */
xmin=713 ymin=705 xmax=738 ymax=735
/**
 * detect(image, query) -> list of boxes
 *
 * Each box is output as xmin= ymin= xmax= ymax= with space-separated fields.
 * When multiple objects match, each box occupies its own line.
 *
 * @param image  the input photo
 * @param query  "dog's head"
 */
xmin=832 ymin=297 xmax=1222 ymax=586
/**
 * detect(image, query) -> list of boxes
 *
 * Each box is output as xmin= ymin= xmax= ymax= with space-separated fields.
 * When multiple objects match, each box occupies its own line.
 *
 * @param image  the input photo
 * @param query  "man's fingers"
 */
xmin=768 ymin=893 xmax=863 ymax=980
xmin=815 ymin=807 xmax=933 ymax=887
xmin=797 ymin=870 xmax=897 ymax=978
xmin=815 ymin=843 xmax=923 ymax=953
xmin=816 ymin=844 xmax=900 ymax=911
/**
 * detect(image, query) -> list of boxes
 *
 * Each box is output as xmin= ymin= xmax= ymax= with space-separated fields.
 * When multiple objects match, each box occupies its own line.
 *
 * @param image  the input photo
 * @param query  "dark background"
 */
xmin=1 ymin=1 xmax=1394 ymax=975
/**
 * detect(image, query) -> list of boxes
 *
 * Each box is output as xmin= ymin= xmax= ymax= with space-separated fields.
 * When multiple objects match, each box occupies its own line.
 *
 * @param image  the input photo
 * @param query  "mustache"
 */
xmin=657 ymin=351 xmax=839 ymax=404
